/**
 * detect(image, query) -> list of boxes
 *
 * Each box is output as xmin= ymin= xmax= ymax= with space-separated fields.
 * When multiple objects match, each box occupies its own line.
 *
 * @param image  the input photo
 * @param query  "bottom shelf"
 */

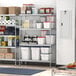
xmin=19 ymin=59 xmax=51 ymax=63
xmin=0 ymin=59 xmax=16 ymax=61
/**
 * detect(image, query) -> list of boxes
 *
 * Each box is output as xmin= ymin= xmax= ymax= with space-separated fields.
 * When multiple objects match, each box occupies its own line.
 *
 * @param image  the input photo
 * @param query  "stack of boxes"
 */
xmin=0 ymin=7 xmax=21 ymax=14
xmin=0 ymin=48 xmax=14 ymax=59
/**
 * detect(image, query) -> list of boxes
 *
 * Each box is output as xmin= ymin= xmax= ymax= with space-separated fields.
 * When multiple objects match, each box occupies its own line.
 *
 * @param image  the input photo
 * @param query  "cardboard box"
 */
xmin=0 ymin=48 xmax=11 ymax=53
xmin=0 ymin=53 xmax=5 ymax=59
xmin=0 ymin=7 xmax=8 ymax=14
xmin=8 ymin=7 xmax=21 ymax=14
xmin=5 ymin=53 xmax=15 ymax=59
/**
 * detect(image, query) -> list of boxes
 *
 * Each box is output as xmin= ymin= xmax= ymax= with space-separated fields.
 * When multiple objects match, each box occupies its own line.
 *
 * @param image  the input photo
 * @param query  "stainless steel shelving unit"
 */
xmin=0 ymin=14 xmax=19 ymax=65
xmin=19 ymin=14 xmax=56 ymax=66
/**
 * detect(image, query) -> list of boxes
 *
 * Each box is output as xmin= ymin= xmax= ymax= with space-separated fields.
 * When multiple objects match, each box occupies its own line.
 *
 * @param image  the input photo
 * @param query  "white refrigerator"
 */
xmin=56 ymin=0 xmax=76 ymax=65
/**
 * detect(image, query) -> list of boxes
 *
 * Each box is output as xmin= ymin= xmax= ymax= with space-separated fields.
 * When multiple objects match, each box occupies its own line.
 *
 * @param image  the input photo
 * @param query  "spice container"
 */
xmin=38 ymin=37 xmax=45 ymax=44
xmin=25 ymin=4 xmax=34 ymax=14
xmin=43 ymin=22 xmax=50 ymax=28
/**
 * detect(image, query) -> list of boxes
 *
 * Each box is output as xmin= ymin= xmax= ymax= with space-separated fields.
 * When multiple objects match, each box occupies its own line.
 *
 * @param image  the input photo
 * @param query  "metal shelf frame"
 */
xmin=0 ymin=14 xmax=19 ymax=65
xmin=19 ymin=13 xmax=56 ymax=67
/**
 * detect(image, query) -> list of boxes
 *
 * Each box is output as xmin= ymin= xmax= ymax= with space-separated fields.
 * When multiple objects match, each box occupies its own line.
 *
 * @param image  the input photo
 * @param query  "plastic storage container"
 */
xmin=43 ymin=22 xmax=50 ymax=28
xmin=31 ymin=47 xmax=40 ymax=60
xmin=38 ymin=37 xmax=45 ymax=44
xmin=41 ymin=54 xmax=50 ymax=61
xmin=21 ymin=47 xmax=30 ymax=60
xmin=36 ymin=22 xmax=42 ymax=28
xmin=41 ymin=47 xmax=50 ymax=53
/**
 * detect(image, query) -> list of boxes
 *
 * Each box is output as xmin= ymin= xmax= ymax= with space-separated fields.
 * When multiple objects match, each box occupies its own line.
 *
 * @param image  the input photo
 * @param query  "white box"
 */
xmin=38 ymin=37 xmax=45 ymax=44
xmin=41 ymin=54 xmax=50 ymax=61
xmin=41 ymin=47 xmax=50 ymax=53
xmin=31 ymin=47 xmax=40 ymax=60
xmin=21 ymin=47 xmax=30 ymax=60
xmin=43 ymin=22 xmax=50 ymax=28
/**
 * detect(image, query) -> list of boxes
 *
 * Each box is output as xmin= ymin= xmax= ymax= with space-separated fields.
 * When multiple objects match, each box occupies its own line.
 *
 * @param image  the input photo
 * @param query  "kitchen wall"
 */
xmin=0 ymin=0 xmax=56 ymax=7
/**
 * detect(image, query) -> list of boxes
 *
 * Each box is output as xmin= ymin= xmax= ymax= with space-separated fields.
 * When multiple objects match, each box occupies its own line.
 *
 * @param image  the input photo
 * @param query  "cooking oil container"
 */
xmin=1 ymin=41 xmax=7 ymax=46
xmin=8 ymin=37 xmax=13 ymax=46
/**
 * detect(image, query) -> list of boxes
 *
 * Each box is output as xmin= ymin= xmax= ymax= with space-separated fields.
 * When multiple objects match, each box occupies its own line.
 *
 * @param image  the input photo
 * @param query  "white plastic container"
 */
xmin=43 ymin=22 xmax=50 ymax=28
xmin=41 ymin=47 xmax=50 ymax=53
xmin=38 ymin=37 xmax=45 ymax=44
xmin=51 ymin=35 xmax=55 ymax=44
xmin=31 ymin=47 xmax=40 ymax=60
xmin=21 ymin=47 xmax=30 ymax=60
xmin=41 ymin=54 xmax=50 ymax=61
xmin=45 ymin=35 xmax=51 ymax=44
xmin=36 ymin=23 xmax=42 ymax=28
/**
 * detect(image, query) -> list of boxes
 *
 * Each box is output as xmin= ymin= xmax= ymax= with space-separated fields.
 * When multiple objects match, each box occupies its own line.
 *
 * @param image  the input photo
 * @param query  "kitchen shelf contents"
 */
xmin=19 ymin=9 xmax=56 ymax=65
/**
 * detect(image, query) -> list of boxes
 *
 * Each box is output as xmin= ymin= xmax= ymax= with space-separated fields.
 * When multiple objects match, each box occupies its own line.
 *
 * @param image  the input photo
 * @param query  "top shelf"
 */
xmin=0 ymin=14 xmax=55 ymax=16
xmin=0 ymin=14 xmax=17 ymax=16
xmin=20 ymin=14 xmax=55 ymax=16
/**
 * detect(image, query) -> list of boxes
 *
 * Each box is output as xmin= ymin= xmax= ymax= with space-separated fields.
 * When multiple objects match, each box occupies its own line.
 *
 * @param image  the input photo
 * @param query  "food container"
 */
xmin=38 ymin=37 xmax=45 ymax=44
xmin=0 ymin=26 xmax=6 ymax=32
xmin=5 ymin=53 xmax=15 ymax=59
xmin=38 ymin=8 xmax=45 ymax=14
xmin=51 ymin=35 xmax=55 ymax=44
xmin=1 ymin=41 xmax=8 ymax=46
xmin=32 ymin=7 xmax=38 ymax=14
xmin=21 ymin=4 xmax=26 ymax=14
xmin=45 ymin=8 xmax=54 ymax=14
xmin=8 ymin=37 xmax=13 ymax=46
xmin=22 ymin=20 xmax=30 ymax=28
xmin=36 ymin=22 xmax=42 ymax=28
xmin=25 ymin=4 xmax=34 ymax=14
xmin=43 ymin=22 xmax=50 ymax=28
xmin=21 ymin=47 xmax=30 ymax=60
xmin=41 ymin=47 xmax=50 ymax=53
xmin=0 ymin=53 xmax=5 ymax=59
xmin=41 ymin=54 xmax=50 ymax=61
xmin=31 ymin=47 xmax=40 ymax=60
xmin=0 ymin=48 xmax=11 ymax=53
